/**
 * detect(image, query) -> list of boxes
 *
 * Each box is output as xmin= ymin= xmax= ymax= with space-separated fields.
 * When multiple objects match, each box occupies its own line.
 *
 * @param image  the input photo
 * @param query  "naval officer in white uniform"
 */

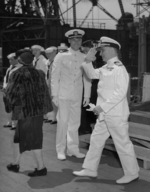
xmin=73 ymin=36 xmax=139 ymax=184
xmin=31 ymin=45 xmax=47 ymax=75
xmin=45 ymin=46 xmax=58 ymax=124
xmin=51 ymin=29 xmax=91 ymax=160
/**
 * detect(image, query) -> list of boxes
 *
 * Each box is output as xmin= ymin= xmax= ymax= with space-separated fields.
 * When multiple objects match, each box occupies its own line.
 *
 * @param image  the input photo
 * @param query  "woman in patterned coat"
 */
xmin=5 ymin=51 xmax=53 ymax=177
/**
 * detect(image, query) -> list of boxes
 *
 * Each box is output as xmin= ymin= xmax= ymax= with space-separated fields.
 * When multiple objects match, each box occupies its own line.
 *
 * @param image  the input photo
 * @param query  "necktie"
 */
xmin=34 ymin=58 xmax=39 ymax=68
xmin=47 ymin=60 xmax=53 ymax=79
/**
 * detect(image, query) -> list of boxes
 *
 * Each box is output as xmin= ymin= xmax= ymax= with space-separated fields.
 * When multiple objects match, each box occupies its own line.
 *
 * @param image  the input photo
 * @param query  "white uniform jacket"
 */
xmin=33 ymin=55 xmax=47 ymax=75
xmin=82 ymin=57 xmax=130 ymax=117
xmin=51 ymin=48 xmax=91 ymax=100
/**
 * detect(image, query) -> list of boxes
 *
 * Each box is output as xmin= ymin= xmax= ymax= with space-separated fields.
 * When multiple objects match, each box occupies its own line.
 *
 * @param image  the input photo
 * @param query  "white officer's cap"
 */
xmin=24 ymin=47 xmax=30 ymax=50
xmin=7 ymin=53 xmax=16 ymax=59
xmin=41 ymin=46 xmax=45 ymax=51
xmin=45 ymin=46 xmax=57 ymax=53
xmin=58 ymin=43 xmax=68 ymax=50
xmin=82 ymin=40 xmax=93 ymax=48
xmin=65 ymin=29 xmax=85 ymax=39
xmin=31 ymin=45 xmax=43 ymax=51
xmin=98 ymin=36 xmax=121 ymax=50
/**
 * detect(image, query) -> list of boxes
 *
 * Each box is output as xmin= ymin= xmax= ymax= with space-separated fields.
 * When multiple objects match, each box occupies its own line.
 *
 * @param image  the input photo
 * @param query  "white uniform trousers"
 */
xmin=83 ymin=115 xmax=140 ymax=176
xmin=56 ymin=98 xmax=82 ymax=154
xmin=46 ymin=80 xmax=57 ymax=121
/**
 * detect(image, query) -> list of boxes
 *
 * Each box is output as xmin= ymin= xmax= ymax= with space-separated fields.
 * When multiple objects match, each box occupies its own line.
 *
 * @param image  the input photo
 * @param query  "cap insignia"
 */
xmin=73 ymin=31 xmax=78 ymax=36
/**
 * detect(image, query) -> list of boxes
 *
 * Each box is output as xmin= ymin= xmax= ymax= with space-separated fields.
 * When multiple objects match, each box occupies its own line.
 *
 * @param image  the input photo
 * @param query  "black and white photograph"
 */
xmin=0 ymin=0 xmax=150 ymax=192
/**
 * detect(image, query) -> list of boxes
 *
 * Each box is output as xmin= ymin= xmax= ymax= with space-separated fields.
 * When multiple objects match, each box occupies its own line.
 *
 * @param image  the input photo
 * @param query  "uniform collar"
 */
xmin=69 ymin=47 xmax=80 ymax=54
xmin=36 ymin=54 xmax=45 ymax=60
xmin=107 ymin=56 xmax=118 ymax=67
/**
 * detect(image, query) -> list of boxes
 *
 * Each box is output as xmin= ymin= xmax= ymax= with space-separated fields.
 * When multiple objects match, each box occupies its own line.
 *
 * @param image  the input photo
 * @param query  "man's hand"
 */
xmin=85 ymin=48 xmax=97 ymax=63
xmin=83 ymin=97 xmax=90 ymax=107
xmin=86 ymin=103 xmax=103 ymax=115
xmin=93 ymin=105 xmax=103 ymax=115
xmin=52 ymin=96 xmax=58 ymax=107
xmin=86 ymin=103 xmax=95 ymax=111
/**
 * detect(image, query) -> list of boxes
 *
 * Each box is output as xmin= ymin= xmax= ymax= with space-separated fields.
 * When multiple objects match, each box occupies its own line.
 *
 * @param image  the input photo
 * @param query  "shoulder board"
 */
xmin=114 ymin=61 xmax=122 ymax=66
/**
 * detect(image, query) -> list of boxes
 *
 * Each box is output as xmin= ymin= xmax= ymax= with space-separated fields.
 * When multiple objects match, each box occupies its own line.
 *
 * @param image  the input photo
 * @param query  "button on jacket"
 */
xmin=51 ymin=48 xmax=91 ymax=100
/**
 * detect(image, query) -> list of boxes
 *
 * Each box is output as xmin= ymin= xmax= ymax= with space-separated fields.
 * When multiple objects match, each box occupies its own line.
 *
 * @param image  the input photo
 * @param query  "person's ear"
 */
xmin=68 ymin=39 xmax=71 ymax=44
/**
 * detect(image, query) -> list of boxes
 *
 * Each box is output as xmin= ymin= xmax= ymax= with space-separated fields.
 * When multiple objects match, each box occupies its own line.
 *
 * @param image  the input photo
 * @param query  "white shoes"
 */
xmin=116 ymin=173 xmax=139 ymax=184
xmin=73 ymin=169 xmax=97 ymax=178
xmin=67 ymin=151 xmax=85 ymax=158
xmin=57 ymin=151 xmax=85 ymax=160
xmin=57 ymin=154 xmax=66 ymax=161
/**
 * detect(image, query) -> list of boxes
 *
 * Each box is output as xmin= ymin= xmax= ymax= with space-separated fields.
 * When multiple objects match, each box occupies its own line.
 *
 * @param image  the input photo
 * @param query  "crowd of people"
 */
xmin=2 ymin=28 xmax=140 ymax=184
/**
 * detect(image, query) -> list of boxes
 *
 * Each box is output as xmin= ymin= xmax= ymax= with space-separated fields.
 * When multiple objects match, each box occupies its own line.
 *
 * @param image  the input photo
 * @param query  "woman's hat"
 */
xmin=18 ymin=52 xmax=34 ymax=65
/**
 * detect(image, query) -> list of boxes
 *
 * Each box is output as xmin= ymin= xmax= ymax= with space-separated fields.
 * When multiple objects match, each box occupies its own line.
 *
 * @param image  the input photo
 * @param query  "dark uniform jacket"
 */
xmin=5 ymin=66 xmax=53 ymax=120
